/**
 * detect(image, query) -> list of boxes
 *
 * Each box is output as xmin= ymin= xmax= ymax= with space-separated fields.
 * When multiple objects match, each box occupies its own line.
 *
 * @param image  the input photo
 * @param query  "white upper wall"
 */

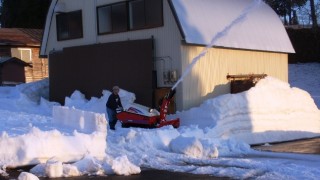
xmin=40 ymin=0 xmax=183 ymax=88
xmin=170 ymin=0 xmax=295 ymax=53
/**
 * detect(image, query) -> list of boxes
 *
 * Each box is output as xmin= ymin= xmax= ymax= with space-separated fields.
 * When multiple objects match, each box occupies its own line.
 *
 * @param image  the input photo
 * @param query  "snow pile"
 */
xmin=111 ymin=156 xmax=141 ymax=176
xmin=30 ymin=156 xmax=100 ymax=178
xmin=65 ymin=89 xmax=135 ymax=114
xmin=169 ymin=136 xmax=204 ymax=158
xmin=0 ymin=127 xmax=107 ymax=167
xmin=28 ymin=154 xmax=140 ymax=177
xmin=0 ymin=78 xmax=58 ymax=116
xmin=0 ymin=64 xmax=320 ymax=179
xmin=176 ymin=76 xmax=320 ymax=144
xmin=16 ymin=78 xmax=49 ymax=102
xmin=53 ymin=106 xmax=107 ymax=134
xmin=45 ymin=158 xmax=64 ymax=178
xmin=18 ymin=172 xmax=39 ymax=180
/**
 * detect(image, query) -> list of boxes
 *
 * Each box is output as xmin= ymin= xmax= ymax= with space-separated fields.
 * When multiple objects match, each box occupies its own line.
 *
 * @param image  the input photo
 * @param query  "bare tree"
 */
xmin=309 ymin=0 xmax=318 ymax=28
xmin=264 ymin=0 xmax=308 ymax=25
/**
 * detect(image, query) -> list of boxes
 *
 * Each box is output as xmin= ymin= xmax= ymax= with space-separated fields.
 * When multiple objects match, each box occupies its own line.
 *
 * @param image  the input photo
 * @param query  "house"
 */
xmin=0 ymin=57 xmax=32 ymax=85
xmin=40 ymin=0 xmax=294 ymax=111
xmin=0 ymin=28 xmax=48 ymax=83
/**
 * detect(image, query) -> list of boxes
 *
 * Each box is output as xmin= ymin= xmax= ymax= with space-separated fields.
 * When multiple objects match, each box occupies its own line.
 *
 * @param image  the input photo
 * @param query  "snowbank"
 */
xmin=175 ymin=77 xmax=320 ymax=144
xmin=1 ymin=65 xmax=320 ymax=179
xmin=53 ymin=106 xmax=107 ymax=134
xmin=0 ymin=127 xmax=106 ymax=167
xmin=0 ymin=78 xmax=58 ymax=116
xmin=0 ymin=79 xmax=108 ymax=168
xmin=65 ymin=89 xmax=135 ymax=114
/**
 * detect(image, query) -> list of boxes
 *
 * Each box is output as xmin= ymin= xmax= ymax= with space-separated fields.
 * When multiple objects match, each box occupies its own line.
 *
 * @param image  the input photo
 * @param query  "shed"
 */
xmin=0 ymin=28 xmax=48 ymax=83
xmin=0 ymin=57 xmax=32 ymax=86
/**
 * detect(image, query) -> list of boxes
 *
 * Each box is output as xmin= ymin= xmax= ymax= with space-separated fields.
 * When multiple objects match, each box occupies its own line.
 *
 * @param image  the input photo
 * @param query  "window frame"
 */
xmin=56 ymin=10 xmax=84 ymax=41
xmin=96 ymin=0 xmax=163 ymax=35
xmin=97 ymin=2 xmax=129 ymax=35
xmin=17 ymin=48 xmax=32 ymax=63
xmin=129 ymin=0 xmax=146 ymax=30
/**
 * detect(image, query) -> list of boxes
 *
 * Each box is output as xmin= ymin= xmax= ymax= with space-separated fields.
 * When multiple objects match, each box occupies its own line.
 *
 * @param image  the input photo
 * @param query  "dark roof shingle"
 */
xmin=0 ymin=28 xmax=43 ymax=47
xmin=0 ymin=57 xmax=32 ymax=67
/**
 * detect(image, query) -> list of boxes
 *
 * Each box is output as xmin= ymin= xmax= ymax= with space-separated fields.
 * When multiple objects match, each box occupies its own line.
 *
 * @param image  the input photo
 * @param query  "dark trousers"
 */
xmin=107 ymin=107 xmax=117 ymax=130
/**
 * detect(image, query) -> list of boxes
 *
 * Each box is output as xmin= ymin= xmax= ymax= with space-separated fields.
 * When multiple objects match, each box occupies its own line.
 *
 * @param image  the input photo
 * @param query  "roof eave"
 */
xmin=167 ymin=0 xmax=186 ymax=41
xmin=182 ymin=40 xmax=295 ymax=54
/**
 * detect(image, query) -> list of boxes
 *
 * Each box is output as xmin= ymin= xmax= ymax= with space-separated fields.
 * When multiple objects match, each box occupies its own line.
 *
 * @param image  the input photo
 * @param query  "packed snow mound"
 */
xmin=53 ymin=106 xmax=107 ymax=134
xmin=30 ymin=155 xmax=103 ymax=178
xmin=176 ymin=76 xmax=320 ymax=144
xmin=169 ymin=136 xmax=204 ymax=158
xmin=112 ymin=156 xmax=141 ymax=176
xmin=18 ymin=172 xmax=39 ymax=180
xmin=65 ymin=89 xmax=136 ymax=114
xmin=0 ymin=127 xmax=107 ymax=167
xmin=16 ymin=78 xmax=49 ymax=103
xmin=0 ymin=79 xmax=58 ymax=116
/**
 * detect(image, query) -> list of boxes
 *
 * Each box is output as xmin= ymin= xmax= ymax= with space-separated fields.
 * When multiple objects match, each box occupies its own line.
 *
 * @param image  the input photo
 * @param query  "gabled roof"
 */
xmin=0 ymin=28 xmax=43 ymax=47
xmin=0 ymin=57 xmax=32 ymax=67
xmin=169 ymin=0 xmax=295 ymax=53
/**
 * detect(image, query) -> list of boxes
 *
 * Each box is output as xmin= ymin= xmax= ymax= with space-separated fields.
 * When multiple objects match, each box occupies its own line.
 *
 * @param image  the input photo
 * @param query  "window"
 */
xmin=56 ymin=10 xmax=83 ymax=41
xmin=129 ymin=0 xmax=163 ymax=30
xmin=145 ymin=0 xmax=163 ymax=27
xmin=111 ymin=3 xmax=128 ymax=32
xmin=97 ymin=6 xmax=112 ymax=33
xmin=97 ymin=2 xmax=128 ymax=34
xmin=17 ymin=48 xmax=32 ymax=62
xmin=97 ymin=0 xmax=163 ymax=34
xmin=11 ymin=48 xmax=32 ymax=62
xmin=129 ymin=0 xmax=145 ymax=29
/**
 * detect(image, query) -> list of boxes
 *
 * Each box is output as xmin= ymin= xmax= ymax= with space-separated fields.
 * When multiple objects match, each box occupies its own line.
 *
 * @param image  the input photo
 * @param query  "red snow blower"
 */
xmin=116 ymin=89 xmax=180 ymax=128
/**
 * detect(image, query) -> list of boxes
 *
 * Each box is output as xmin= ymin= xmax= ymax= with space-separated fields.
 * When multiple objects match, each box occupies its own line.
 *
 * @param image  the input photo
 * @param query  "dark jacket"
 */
xmin=106 ymin=93 xmax=123 ymax=110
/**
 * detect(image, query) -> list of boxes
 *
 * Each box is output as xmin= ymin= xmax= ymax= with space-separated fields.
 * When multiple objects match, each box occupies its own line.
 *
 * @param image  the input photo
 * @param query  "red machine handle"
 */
xmin=159 ymin=89 xmax=176 ymax=122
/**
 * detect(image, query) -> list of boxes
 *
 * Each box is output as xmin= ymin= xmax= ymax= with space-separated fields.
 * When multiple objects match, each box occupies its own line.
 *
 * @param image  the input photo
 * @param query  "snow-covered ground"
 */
xmin=0 ymin=63 xmax=319 ymax=180
xmin=289 ymin=63 xmax=320 ymax=108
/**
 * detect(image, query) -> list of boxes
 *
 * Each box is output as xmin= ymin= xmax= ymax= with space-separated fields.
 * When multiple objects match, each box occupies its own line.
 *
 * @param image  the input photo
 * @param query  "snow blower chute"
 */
xmin=116 ymin=89 xmax=180 ymax=128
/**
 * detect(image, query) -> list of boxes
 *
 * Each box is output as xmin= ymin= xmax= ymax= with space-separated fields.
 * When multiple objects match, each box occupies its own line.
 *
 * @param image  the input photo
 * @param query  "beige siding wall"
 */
xmin=180 ymin=46 xmax=288 ymax=110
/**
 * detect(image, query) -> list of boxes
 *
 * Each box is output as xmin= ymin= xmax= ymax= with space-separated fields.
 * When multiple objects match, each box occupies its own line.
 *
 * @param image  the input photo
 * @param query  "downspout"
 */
xmin=94 ymin=0 xmax=98 ymax=44
xmin=40 ymin=0 xmax=59 ymax=58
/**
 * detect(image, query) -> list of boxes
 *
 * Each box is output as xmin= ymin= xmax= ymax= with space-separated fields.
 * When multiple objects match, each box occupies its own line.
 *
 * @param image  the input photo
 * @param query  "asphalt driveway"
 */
xmin=252 ymin=137 xmax=320 ymax=154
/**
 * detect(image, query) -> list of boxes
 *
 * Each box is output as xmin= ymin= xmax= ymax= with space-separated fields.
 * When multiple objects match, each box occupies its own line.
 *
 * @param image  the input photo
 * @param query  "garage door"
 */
xmin=49 ymin=39 xmax=154 ymax=107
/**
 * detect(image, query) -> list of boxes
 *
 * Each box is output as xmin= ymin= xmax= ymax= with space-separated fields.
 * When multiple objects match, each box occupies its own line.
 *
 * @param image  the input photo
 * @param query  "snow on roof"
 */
xmin=169 ymin=0 xmax=295 ymax=53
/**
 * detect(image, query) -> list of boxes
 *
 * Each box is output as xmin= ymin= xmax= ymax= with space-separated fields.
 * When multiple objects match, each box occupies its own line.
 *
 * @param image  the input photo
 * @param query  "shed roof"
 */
xmin=0 ymin=57 xmax=32 ymax=67
xmin=0 ymin=28 xmax=43 ymax=47
xmin=169 ymin=0 xmax=295 ymax=53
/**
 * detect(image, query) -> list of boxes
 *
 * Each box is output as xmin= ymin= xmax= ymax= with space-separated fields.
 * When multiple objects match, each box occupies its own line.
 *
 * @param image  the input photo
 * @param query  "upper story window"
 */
xmin=97 ymin=0 xmax=163 ymax=35
xmin=56 ymin=10 xmax=83 ymax=41
xmin=97 ymin=2 xmax=128 ymax=34
xmin=129 ymin=0 xmax=163 ymax=30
